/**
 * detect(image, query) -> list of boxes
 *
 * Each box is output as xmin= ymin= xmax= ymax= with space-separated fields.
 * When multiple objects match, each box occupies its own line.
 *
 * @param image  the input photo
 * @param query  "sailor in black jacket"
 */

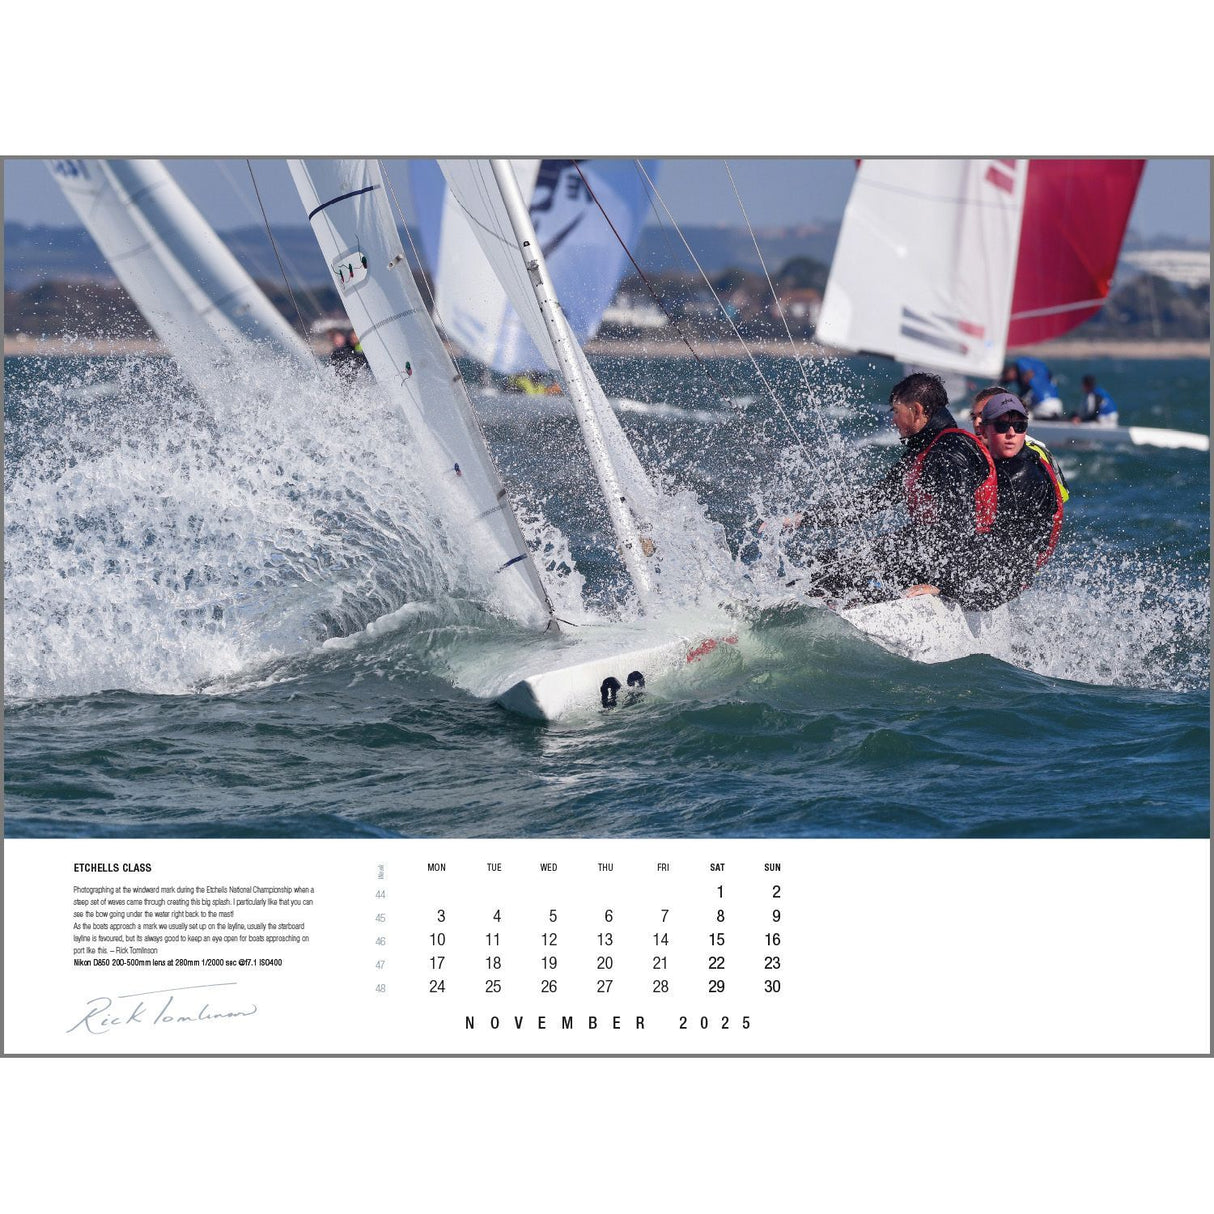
xmin=965 ymin=391 xmax=1065 ymax=609
xmin=800 ymin=373 xmax=997 ymax=604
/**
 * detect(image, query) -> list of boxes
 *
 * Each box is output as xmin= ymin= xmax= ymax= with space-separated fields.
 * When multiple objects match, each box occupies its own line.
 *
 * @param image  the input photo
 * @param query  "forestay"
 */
xmin=287 ymin=158 xmax=556 ymax=631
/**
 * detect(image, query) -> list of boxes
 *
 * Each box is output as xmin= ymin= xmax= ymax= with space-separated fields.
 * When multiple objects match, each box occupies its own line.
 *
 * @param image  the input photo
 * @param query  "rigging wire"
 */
xmin=723 ymin=159 xmax=817 ymax=406
xmin=245 ymin=160 xmax=315 ymax=355
xmin=572 ymin=161 xmax=750 ymax=408
xmin=631 ymin=166 xmax=756 ymax=405
xmin=631 ymin=162 xmax=811 ymax=459
xmin=216 ymin=160 xmax=327 ymax=321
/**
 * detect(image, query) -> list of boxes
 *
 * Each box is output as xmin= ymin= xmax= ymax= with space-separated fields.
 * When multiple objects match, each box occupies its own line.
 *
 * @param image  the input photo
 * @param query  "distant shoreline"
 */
xmin=4 ymin=333 xmax=1210 ymax=361
xmin=585 ymin=338 xmax=1212 ymax=361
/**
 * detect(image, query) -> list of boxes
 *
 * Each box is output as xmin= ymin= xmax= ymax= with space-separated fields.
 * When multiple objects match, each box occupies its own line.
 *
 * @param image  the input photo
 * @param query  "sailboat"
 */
xmin=816 ymin=158 xmax=1208 ymax=453
xmin=288 ymin=158 xmax=737 ymax=719
xmin=410 ymin=158 xmax=691 ymax=423
xmin=412 ymin=158 xmax=656 ymax=376
xmin=433 ymin=160 xmax=1003 ymax=673
xmin=46 ymin=158 xmax=315 ymax=393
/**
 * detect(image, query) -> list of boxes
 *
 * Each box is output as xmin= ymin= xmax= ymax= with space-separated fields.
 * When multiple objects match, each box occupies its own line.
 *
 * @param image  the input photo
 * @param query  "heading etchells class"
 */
xmin=73 ymin=863 xmax=152 ymax=873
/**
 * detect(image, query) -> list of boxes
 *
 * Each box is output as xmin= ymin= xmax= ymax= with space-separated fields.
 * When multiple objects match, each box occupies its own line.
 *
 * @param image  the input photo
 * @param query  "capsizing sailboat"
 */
xmin=288 ymin=157 xmax=737 ymax=719
xmin=816 ymin=158 xmax=1207 ymax=453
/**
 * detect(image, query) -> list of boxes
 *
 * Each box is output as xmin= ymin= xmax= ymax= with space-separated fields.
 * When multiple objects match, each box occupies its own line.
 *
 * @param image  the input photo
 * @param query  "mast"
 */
xmin=489 ymin=159 xmax=654 ymax=604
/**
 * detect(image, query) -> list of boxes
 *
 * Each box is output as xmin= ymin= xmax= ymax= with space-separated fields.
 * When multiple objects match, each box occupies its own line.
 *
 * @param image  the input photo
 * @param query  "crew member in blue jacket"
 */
xmin=1002 ymin=356 xmax=1063 ymax=419
xmin=1072 ymin=375 xmax=1119 ymax=425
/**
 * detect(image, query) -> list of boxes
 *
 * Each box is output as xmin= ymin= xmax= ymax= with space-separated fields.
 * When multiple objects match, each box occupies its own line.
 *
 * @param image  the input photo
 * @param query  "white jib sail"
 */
xmin=430 ymin=159 xmax=543 ymax=373
xmin=438 ymin=159 xmax=669 ymax=601
xmin=440 ymin=166 xmax=661 ymax=484
xmin=816 ymin=159 xmax=1028 ymax=378
xmin=287 ymin=158 xmax=556 ymax=631
xmin=46 ymin=158 xmax=313 ymax=378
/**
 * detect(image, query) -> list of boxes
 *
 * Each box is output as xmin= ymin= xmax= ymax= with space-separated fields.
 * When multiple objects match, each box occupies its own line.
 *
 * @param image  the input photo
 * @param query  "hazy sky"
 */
xmin=4 ymin=157 xmax=1210 ymax=242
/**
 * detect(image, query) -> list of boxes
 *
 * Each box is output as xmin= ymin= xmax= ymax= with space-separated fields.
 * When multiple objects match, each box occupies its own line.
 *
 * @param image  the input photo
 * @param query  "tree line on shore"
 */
xmin=4 ymin=258 xmax=1209 ymax=347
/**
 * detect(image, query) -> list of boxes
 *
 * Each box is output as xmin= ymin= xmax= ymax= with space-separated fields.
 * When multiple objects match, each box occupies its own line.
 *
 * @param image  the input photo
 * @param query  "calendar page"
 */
xmin=3 ymin=838 xmax=1209 ymax=1055
xmin=4 ymin=154 xmax=1210 ymax=1061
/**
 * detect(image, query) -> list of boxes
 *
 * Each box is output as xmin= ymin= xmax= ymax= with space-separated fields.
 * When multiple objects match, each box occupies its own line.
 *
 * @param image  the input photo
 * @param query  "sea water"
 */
xmin=3 ymin=351 xmax=1208 ymax=837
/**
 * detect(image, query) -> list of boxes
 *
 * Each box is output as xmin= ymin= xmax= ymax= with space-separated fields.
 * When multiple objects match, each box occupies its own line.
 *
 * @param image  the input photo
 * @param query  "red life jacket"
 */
xmin=904 ymin=427 xmax=998 ymax=534
xmin=1030 ymin=449 xmax=1066 ymax=569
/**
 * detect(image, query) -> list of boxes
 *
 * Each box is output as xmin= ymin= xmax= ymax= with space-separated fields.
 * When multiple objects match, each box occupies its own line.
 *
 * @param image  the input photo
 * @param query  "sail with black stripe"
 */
xmin=287 ymin=158 xmax=557 ymax=631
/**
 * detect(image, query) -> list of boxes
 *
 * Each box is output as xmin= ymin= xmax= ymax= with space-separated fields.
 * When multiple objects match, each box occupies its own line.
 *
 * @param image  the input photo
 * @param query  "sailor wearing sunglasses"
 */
xmin=970 ymin=391 xmax=1067 ymax=603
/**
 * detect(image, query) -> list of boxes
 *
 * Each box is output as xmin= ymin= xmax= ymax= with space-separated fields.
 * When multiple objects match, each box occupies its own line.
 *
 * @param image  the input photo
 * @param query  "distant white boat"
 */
xmin=860 ymin=416 xmax=1209 ymax=454
xmin=1007 ymin=419 xmax=1208 ymax=453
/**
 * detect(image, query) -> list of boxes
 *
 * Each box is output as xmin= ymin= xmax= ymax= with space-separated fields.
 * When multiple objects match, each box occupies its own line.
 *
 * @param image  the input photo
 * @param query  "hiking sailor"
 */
xmin=968 ymin=390 xmax=1066 ymax=607
xmin=792 ymin=372 xmax=997 ymax=607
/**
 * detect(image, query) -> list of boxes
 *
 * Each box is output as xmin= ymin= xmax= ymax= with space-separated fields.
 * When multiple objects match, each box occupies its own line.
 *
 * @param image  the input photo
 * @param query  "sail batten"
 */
xmin=307 ymin=184 xmax=380 ymax=220
xmin=288 ymin=158 xmax=556 ymax=631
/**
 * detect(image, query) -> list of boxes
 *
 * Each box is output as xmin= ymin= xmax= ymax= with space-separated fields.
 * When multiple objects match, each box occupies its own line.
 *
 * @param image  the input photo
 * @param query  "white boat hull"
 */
xmin=838 ymin=595 xmax=1009 ymax=662
xmin=1022 ymin=420 xmax=1208 ymax=452
xmin=491 ymin=594 xmax=1007 ymax=721
xmin=866 ymin=420 xmax=1210 ymax=453
xmin=493 ymin=631 xmax=738 ymax=721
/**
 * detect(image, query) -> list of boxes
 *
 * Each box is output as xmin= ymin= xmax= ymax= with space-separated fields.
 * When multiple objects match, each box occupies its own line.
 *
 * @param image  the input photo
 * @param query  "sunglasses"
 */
xmin=987 ymin=415 xmax=1028 ymax=434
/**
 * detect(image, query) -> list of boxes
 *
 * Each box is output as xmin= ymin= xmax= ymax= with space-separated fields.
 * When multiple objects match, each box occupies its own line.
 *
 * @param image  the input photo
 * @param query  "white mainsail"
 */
xmin=46 ymin=158 xmax=313 ymax=383
xmin=416 ymin=158 xmax=657 ymax=375
xmin=816 ymin=159 xmax=1028 ymax=378
xmin=286 ymin=158 xmax=556 ymax=631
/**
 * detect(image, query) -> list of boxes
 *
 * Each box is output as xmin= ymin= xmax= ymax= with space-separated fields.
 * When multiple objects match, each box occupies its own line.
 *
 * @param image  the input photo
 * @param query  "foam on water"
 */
xmin=687 ymin=352 xmax=1208 ymax=697
xmin=5 ymin=346 xmax=1207 ymax=709
xmin=4 ymin=352 xmax=547 ymax=699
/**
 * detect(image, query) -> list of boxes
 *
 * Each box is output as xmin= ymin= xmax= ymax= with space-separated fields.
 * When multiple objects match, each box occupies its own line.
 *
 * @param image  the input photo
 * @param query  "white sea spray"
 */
xmin=3 ymin=352 xmax=553 ymax=699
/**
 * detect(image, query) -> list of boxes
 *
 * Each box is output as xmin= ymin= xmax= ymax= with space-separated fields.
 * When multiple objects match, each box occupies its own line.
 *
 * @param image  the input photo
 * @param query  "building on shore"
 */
xmin=1119 ymin=249 xmax=1210 ymax=289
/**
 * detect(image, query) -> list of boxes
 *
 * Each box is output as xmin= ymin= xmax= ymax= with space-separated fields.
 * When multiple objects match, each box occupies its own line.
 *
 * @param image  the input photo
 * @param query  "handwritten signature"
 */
xmin=66 ymin=983 xmax=259 ymax=1035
